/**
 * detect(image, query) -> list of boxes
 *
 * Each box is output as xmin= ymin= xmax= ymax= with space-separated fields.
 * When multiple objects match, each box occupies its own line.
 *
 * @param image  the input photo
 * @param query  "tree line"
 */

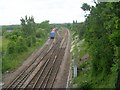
xmin=2 ymin=16 xmax=52 ymax=72
xmin=80 ymin=2 xmax=120 ymax=88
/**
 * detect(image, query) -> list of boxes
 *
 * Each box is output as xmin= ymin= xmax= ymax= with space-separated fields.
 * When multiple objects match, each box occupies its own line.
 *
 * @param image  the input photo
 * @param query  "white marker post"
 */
xmin=74 ymin=60 xmax=77 ymax=78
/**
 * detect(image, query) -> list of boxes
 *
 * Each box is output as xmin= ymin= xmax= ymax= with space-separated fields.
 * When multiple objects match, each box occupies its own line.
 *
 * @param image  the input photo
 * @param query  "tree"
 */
xmin=20 ymin=16 xmax=36 ymax=46
xmin=81 ymin=2 xmax=118 ymax=76
xmin=80 ymin=2 xmax=120 ymax=88
xmin=81 ymin=3 xmax=91 ymax=11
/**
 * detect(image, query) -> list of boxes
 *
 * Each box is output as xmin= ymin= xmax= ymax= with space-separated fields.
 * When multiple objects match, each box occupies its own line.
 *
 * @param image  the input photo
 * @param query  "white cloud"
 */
xmin=0 ymin=0 xmax=95 ymax=25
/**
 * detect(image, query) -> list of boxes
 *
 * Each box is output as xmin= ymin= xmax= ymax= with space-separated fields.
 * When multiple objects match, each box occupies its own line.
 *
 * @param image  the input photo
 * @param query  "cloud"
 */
xmin=0 ymin=0 xmax=95 ymax=25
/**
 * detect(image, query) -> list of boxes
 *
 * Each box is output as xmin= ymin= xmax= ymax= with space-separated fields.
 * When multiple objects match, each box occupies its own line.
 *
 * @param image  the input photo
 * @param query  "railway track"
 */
xmin=3 ymin=29 xmax=69 ymax=89
xmin=4 ymin=39 xmax=55 ymax=89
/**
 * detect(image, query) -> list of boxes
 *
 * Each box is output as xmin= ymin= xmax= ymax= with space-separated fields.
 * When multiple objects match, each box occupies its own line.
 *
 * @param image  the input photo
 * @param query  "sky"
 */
xmin=0 ymin=0 xmax=95 ymax=25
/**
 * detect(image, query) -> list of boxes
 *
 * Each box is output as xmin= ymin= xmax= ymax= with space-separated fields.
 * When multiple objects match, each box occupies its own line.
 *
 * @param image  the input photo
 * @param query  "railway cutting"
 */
xmin=3 ymin=29 xmax=71 ymax=89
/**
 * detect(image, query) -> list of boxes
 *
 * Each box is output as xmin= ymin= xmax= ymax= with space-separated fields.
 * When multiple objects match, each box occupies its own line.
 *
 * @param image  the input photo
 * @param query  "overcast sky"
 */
xmin=0 ymin=0 xmax=95 ymax=25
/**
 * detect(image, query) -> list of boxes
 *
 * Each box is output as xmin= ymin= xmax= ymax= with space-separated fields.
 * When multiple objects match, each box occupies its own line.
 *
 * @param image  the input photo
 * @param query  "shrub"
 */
xmin=7 ymin=41 xmax=16 ymax=54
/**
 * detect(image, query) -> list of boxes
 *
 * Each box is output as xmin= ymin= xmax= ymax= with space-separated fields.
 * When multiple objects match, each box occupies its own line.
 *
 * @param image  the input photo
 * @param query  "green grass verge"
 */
xmin=2 ymin=37 xmax=10 ymax=51
xmin=78 ymin=39 xmax=87 ymax=58
xmin=0 ymin=36 xmax=2 ymax=52
xmin=0 ymin=36 xmax=2 ymax=81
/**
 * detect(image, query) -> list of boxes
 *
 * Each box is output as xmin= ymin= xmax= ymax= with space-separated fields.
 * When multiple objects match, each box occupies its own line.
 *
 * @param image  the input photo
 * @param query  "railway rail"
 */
xmin=3 ymin=29 xmax=69 ymax=89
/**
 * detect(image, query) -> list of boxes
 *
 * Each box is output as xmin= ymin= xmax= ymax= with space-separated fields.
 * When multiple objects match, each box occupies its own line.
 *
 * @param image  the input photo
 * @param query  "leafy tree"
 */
xmin=81 ymin=2 xmax=119 ymax=77
xmin=20 ymin=16 xmax=36 ymax=37
xmin=37 ymin=20 xmax=51 ymax=32
xmin=81 ymin=3 xmax=91 ymax=11
xmin=20 ymin=16 xmax=36 ymax=46
xmin=80 ymin=2 xmax=120 ymax=88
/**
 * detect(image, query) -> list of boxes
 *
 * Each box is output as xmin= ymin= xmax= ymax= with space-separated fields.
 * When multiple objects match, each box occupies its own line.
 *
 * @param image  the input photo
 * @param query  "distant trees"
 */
xmin=4 ymin=16 xmax=51 ymax=55
xmin=2 ymin=16 xmax=52 ymax=73
xmin=37 ymin=20 xmax=51 ymax=32
xmin=20 ymin=16 xmax=36 ymax=36
xmin=20 ymin=16 xmax=36 ymax=47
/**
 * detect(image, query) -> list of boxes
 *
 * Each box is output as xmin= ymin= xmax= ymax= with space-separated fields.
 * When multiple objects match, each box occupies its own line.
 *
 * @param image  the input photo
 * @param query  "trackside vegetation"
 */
xmin=69 ymin=2 xmax=120 ymax=89
xmin=2 ymin=16 xmax=52 ymax=73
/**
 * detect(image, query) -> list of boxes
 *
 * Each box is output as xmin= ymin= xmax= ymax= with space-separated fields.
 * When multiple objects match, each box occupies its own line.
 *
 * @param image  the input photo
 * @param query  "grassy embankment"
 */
xmin=0 ymin=36 xmax=2 ymax=52
xmin=2 ymin=34 xmax=48 ymax=73
xmin=0 ymin=36 xmax=2 ymax=81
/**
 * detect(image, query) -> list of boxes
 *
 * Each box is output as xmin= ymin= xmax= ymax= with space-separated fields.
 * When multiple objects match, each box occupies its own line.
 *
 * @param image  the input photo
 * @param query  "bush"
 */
xmin=78 ymin=81 xmax=92 ymax=89
xmin=7 ymin=41 xmax=16 ymax=54
xmin=15 ymin=36 xmax=27 ymax=53
xmin=4 ymin=32 xmax=12 ymax=39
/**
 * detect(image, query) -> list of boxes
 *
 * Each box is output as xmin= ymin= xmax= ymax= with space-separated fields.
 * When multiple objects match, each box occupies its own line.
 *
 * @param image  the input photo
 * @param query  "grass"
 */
xmin=2 ymin=36 xmax=10 ymax=51
xmin=0 ymin=36 xmax=2 ymax=52
xmin=3 ymin=46 xmax=37 ymax=72
xmin=78 ymin=39 xmax=87 ymax=58
xmin=0 ymin=36 xmax=2 ymax=82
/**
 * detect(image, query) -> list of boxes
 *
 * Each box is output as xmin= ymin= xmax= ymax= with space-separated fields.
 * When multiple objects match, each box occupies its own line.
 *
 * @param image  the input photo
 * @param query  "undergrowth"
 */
xmin=2 ymin=37 xmax=48 ymax=73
